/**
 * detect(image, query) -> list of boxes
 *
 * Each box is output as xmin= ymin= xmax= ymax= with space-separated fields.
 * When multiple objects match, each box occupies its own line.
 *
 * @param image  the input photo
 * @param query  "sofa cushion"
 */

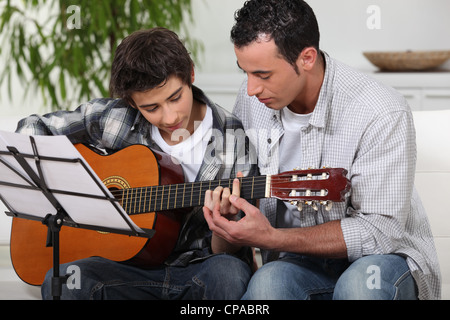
xmin=413 ymin=110 xmax=450 ymax=300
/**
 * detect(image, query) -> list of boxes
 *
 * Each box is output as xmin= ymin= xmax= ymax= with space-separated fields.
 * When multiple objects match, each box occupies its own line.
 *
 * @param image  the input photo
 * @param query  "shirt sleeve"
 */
xmin=341 ymin=109 xmax=417 ymax=261
xmin=14 ymin=99 xmax=132 ymax=148
xmin=16 ymin=100 xmax=99 ymax=140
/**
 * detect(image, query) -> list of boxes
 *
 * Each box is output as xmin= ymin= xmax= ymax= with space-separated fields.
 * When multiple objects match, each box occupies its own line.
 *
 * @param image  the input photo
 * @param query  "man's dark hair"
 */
xmin=110 ymin=27 xmax=194 ymax=106
xmin=231 ymin=0 xmax=320 ymax=70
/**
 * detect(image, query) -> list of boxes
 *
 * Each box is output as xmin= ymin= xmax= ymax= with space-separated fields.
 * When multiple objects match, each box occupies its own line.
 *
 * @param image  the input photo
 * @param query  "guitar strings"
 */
xmin=109 ymin=177 xmax=268 ymax=213
xmin=108 ymin=173 xmax=327 ymax=198
xmin=106 ymin=173 xmax=329 ymax=214
xmin=107 ymin=172 xmax=320 ymax=194
xmin=109 ymin=179 xmax=269 ymax=202
xmin=108 ymin=175 xmax=269 ymax=197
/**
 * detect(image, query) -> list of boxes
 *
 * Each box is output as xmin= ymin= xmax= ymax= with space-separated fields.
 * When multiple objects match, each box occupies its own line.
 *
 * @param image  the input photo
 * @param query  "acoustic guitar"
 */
xmin=10 ymin=144 xmax=351 ymax=286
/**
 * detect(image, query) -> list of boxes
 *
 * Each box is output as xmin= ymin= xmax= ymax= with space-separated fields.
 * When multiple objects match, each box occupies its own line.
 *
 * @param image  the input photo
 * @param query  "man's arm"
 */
xmin=204 ymin=194 xmax=348 ymax=259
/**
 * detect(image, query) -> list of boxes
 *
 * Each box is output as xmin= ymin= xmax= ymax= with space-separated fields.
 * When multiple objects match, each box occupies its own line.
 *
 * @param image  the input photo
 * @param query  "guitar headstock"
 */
xmin=270 ymin=167 xmax=351 ymax=211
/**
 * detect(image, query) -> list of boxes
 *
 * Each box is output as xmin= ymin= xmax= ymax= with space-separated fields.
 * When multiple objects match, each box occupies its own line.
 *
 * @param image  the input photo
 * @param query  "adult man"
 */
xmin=203 ymin=0 xmax=440 ymax=299
xmin=16 ymin=27 xmax=256 ymax=300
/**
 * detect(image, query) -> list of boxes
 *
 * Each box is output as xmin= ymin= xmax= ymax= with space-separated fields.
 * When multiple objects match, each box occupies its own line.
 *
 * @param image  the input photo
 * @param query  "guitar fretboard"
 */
xmin=115 ymin=175 xmax=268 ymax=215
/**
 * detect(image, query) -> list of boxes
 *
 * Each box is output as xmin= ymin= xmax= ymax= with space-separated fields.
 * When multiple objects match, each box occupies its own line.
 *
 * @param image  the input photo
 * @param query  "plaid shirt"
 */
xmin=16 ymin=86 xmax=258 ymax=267
xmin=233 ymin=53 xmax=441 ymax=300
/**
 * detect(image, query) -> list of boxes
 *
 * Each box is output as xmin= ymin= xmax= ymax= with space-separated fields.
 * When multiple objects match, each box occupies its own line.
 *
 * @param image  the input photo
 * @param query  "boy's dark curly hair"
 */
xmin=110 ymin=27 xmax=193 ymax=106
xmin=231 ymin=0 xmax=320 ymax=71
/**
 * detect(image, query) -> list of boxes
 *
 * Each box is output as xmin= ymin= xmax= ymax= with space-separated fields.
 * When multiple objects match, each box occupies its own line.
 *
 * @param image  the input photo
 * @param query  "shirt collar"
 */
xmin=131 ymin=110 xmax=141 ymax=131
xmin=309 ymin=51 xmax=334 ymax=129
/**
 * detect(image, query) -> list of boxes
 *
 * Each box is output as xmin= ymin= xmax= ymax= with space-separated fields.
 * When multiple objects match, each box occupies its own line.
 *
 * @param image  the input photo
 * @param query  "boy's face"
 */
xmin=131 ymin=76 xmax=195 ymax=145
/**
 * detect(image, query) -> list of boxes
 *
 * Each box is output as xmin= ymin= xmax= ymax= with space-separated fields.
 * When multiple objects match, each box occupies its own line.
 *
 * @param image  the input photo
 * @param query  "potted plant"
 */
xmin=0 ymin=0 xmax=202 ymax=111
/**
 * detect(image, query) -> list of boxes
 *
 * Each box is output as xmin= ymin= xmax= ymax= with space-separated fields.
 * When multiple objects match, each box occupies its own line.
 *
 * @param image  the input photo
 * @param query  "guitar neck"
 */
xmin=119 ymin=175 xmax=269 ymax=215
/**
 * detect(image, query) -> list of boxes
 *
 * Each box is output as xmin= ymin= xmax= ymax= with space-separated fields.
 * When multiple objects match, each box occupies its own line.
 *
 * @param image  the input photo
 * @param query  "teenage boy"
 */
xmin=16 ymin=27 xmax=257 ymax=300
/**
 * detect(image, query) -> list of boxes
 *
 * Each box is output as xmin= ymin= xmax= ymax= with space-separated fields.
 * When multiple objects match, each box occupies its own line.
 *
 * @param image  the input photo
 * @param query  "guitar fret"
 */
xmin=125 ymin=188 xmax=130 ymax=213
xmin=134 ymin=189 xmax=138 ymax=213
xmin=129 ymin=188 xmax=133 ymax=213
xmin=129 ymin=188 xmax=133 ymax=214
xmin=160 ymin=185 xmax=164 ymax=211
xmin=134 ymin=188 xmax=138 ymax=214
xmin=143 ymin=187 xmax=147 ymax=212
xmin=174 ymin=184 xmax=178 ymax=209
xmin=148 ymin=186 xmax=153 ymax=211
xmin=167 ymin=185 xmax=171 ymax=210
xmin=153 ymin=186 xmax=158 ymax=212
xmin=198 ymin=181 xmax=203 ymax=206
xmin=121 ymin=189 xmax=125 ymax=211
xmin=190 ymin=183 xmax=194 ymax=207
xmin=133 ymin=188 xmax=137 ymax=214
xmin=139 ymin=187 xmax=143 ymax=213
xmin=130 ymin=188 xmax=134 ymax=214
xmin=182 ymin=184 xmax=186 ymax=208
xmin=251 ymin=176 xmax=255 ymax=199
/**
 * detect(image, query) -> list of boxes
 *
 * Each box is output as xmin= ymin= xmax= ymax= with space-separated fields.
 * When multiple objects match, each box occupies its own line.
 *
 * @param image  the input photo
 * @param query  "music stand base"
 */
xmin=43 ymin=212 xmax=69 ymax=300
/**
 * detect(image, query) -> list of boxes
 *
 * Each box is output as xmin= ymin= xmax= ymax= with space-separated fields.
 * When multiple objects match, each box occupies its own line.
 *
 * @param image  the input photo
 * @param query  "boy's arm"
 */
xmin=15 ymin=99 xmax=115 ymax=146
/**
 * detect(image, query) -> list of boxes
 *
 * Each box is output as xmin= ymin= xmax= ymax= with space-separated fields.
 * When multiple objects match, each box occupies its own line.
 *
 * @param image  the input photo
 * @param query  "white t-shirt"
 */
xmin=277 ymin=106 xmax=312 ymax=228
xmin=151 ymin=106 xmax=213 ymax=182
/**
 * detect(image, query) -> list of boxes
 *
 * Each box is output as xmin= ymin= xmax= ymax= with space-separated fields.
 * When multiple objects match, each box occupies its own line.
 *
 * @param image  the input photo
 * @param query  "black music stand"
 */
xmin=0 ymin=133 xmax=153 ymax=300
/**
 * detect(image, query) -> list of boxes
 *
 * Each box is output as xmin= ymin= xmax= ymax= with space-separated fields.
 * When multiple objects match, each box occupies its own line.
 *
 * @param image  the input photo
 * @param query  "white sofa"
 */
xmin=413 ymin=110 xmax=450 ymax=299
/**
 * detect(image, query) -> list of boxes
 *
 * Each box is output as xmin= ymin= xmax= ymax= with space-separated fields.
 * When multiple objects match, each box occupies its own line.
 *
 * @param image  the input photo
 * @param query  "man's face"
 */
xmin=131 ymin=76 xmax=195 ymax=144
xmin=235 ymin=37 xmax=304 ymax=111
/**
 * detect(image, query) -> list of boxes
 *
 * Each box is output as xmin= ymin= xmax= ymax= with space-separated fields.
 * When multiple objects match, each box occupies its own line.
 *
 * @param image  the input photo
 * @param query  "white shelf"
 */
xmin=367 ymin=69 xmax=450 ymax=89
xmin=365 ymin=71 xmax=450 ymax=111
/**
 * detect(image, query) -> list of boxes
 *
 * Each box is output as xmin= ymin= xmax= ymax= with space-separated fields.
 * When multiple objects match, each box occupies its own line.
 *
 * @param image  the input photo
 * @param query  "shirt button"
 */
xmin=268 ymin=138 xmax=272 ymax=144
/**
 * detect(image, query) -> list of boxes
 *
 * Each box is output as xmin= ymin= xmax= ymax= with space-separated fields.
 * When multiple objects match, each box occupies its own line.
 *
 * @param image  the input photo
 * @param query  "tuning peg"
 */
xmin=290 ymin=200 xmax=303 ymax=212
xmin=320 ymin=201 xmax=333 ymax=211
xmin=290 ymin=200 xmax=333 ymax=212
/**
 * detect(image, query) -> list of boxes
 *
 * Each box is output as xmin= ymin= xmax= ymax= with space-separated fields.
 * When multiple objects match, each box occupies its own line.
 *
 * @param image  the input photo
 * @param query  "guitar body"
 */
xmin=10 ymin=144 xmax=186 ymax=286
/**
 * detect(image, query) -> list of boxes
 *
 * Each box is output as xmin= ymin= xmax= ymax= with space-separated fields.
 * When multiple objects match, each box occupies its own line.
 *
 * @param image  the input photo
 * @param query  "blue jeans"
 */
xmin=242 ymin=254 xmax=418 ymax=300
xmin=41 ymin=254 xmax=252 ymax=300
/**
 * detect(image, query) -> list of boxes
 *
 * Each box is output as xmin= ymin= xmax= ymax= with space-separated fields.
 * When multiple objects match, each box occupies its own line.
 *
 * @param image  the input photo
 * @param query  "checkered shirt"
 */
xmin=233 ymin=53 xmax=441 ymax=300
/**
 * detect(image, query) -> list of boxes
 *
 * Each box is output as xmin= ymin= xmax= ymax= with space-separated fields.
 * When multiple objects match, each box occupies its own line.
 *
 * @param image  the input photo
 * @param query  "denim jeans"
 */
xmin=41 ymin=254 xmax=252 ymax=300
xmin=242 ymin=254 xmax=418 ymax=300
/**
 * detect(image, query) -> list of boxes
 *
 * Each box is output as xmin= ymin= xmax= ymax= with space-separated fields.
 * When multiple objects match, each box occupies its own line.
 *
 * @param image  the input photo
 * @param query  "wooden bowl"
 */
xmin=363 ymin=50 xmax=450 ymax=71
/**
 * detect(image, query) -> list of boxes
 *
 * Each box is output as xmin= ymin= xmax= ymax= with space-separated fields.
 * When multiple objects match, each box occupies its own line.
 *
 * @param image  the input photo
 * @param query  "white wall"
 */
xmin=190 ymin=0 xmax=450 ymax=74
xmin=191 ymin=0 xmax=450 ymax=109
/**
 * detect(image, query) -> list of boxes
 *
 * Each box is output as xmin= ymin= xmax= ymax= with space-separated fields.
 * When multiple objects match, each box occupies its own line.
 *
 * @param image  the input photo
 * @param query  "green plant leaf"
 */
xmin=0 ymin=0 xmax=201 ymax=111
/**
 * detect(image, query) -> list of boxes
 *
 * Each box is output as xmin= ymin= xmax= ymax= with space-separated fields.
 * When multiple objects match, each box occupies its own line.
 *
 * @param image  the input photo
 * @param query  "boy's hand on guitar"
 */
xmin=203 ymin=172 xmax=243 ymax=221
